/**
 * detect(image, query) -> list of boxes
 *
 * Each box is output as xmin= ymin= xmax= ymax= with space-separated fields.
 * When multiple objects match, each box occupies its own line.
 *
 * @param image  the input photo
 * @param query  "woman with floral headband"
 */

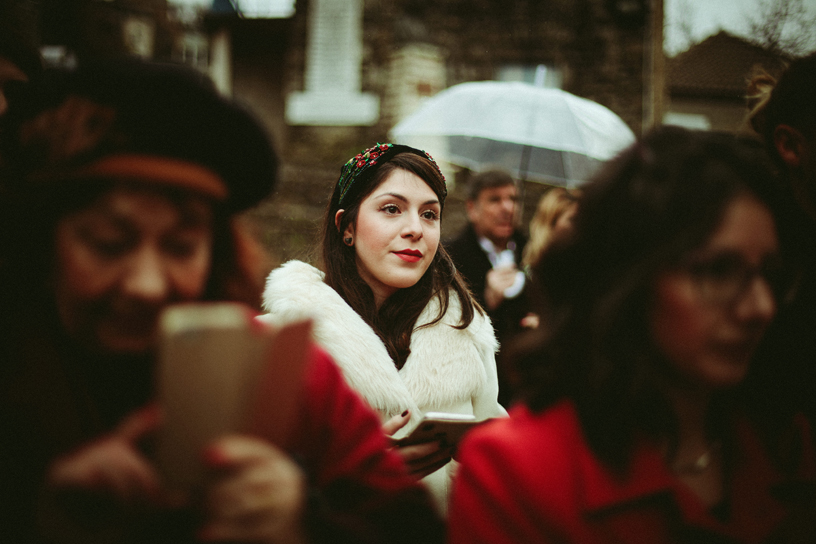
xmin=261 ymin=143 xmax=506 ymax=513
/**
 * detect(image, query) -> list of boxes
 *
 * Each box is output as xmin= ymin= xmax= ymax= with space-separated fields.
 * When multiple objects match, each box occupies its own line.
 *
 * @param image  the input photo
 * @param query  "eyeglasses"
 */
xmin=680 ymin=252 xmax=799 ymax=306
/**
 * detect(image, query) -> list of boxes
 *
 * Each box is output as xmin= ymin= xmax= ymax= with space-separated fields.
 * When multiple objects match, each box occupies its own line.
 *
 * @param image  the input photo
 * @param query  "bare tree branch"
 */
xmin=745 ymin=0 xmax=816 ymax=56
xmin=676 ymin=0 xmax=697 ymax=47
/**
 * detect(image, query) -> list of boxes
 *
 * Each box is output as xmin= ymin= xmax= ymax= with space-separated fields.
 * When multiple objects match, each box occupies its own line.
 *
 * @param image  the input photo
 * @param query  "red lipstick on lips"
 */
xmin=395 ymin=249 xmax=422 ymax=263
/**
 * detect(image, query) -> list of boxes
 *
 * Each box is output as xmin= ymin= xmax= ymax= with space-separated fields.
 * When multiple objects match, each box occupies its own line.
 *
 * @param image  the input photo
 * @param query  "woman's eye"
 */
xmin=705 ymin=260 xmax=740 ymax=280
xmin=382 ymin=204 xmax=400 ymax=214
xmin=163 ymin=237 xmax=201 ymax=258
xmin=688 ymin=254 xmax=746 ymax=285
xmin=90 ymin=239 xmax=129 ymax=257
xmin=422 ymin=210 xmax=440 ymax=220
xmin=79 ymin=228 xmax=130 ymax=258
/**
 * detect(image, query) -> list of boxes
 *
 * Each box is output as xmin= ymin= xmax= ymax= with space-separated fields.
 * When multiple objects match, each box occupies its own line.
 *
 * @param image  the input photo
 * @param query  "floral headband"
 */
xmin=336 ymin=143 xmax=447 ymax=206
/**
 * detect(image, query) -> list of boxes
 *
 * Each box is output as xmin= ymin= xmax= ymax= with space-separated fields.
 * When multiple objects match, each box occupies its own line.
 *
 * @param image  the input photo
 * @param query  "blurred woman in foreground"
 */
xmin=448 ymin=127 xmax=814 ymax=543
xmin=0 ymin=60 xmax=442 ymax=544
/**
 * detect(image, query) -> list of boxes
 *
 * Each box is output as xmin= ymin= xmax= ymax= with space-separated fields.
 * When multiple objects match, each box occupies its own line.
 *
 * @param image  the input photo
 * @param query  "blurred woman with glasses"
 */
xmin=447 ymin=127 xmax=815 ymax=543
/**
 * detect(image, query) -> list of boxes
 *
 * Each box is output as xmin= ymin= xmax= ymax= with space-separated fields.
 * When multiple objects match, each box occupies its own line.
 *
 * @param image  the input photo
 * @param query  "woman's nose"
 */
xmin=735 ymin=275 xmax=776 ymax=325
xmin=122 ymin=247 xmax=169 ymax=302
xmin=401 ymin=214 xmax=423 ymax=239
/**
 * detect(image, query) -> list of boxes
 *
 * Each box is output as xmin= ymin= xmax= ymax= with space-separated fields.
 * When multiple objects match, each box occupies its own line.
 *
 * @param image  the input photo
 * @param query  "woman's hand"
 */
xmin=41 ymin=404 xmax=167 ymax=542
xmin=382 ymin=410 xmax=453 ymax=479
xmin=47 ymin=404 xmax=163 ymax=503
xmin=485 ymin=266 xmax=519 ymax=310
xmin=199 ymin=435 xmax=307 ymax=544
xmin=381 ymin=410 xmax=411 ymax=436
xmin=394 ymin=440 xmax=454 ymax=479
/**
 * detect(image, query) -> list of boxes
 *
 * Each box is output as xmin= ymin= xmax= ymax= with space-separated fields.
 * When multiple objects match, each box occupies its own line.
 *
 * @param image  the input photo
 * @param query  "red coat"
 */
xmin=448 ymin=401 xmax=816 ymax=544
xmin=284 ymin=344 xmax=445 ymax=543
xmin=0 ymin=335 xmax=443 ymax=544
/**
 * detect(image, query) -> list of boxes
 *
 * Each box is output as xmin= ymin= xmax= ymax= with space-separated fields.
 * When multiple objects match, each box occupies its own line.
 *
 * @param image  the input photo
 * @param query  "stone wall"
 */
xmin=245 ymin=0 xmax=650 ymax=267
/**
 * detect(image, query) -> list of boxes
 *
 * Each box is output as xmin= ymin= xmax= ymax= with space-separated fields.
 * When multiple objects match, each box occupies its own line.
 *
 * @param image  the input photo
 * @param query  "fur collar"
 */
xmin=261 ymin=261 xmax=497 ymax=431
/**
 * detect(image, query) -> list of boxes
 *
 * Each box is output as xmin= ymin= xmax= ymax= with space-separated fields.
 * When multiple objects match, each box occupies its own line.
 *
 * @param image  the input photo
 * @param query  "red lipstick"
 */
xmin=395 ymin=249 xmax=422 ymax=262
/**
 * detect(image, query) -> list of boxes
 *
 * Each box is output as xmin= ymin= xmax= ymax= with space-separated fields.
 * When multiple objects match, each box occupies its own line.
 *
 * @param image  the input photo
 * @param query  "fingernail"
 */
xmin=401 ymin=410 xmax=409 ymax=417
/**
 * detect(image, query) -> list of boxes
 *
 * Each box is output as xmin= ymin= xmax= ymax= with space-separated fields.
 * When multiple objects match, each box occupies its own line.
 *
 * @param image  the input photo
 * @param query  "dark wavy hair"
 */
xmin=513 ymin=126 xmax=801 ymax=472
xmin=321 ymin=151 xmax=479 ymax=369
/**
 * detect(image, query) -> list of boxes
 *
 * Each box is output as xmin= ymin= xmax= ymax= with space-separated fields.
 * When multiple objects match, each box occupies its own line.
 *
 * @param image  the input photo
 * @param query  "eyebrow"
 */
xmin=684 ymin=247 xmax=781 ymax=265
xmin=95 ymin=203 xmax=212 ymax=230
xmin=375 ymin=192 xmax=440 ymax=206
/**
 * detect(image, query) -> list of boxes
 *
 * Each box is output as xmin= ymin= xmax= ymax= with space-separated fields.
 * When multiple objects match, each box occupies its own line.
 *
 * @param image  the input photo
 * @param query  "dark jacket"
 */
xmin=446 ymin=224 xmax=531 ymax=406
xmin=446 ymin=224 xmax=530 ymax=337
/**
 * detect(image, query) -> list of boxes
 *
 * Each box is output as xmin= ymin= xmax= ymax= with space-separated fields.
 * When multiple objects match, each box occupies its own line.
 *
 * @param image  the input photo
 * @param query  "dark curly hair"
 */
xmin=513 ymin=126 xmax=801 ymax=472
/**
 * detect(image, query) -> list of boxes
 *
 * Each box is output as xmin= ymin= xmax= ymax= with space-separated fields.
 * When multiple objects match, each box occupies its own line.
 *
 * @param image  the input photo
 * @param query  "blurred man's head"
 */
xmin=466 ymin=169 xmax=519 ymax=248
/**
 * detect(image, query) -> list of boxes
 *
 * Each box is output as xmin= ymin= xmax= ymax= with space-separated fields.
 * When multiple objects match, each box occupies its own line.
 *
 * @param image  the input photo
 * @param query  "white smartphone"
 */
xmin=390 ymin=412 xmax=488 ymax=447
xmin=154 ymin=302 xmax=311 ymax=489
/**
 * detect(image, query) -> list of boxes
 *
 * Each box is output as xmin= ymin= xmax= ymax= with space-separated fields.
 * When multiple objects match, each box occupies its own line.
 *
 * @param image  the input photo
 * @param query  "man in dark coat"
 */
xmin=446 ymin=170 xmax=531 ymax=406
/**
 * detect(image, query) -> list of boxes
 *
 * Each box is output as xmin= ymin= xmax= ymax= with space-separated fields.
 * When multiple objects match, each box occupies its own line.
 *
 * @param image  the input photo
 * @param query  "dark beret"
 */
xmin=2 ymin=58 xmax=278 ymax=212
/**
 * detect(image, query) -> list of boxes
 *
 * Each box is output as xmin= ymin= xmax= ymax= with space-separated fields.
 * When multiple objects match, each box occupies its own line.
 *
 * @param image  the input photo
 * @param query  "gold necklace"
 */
xmin=671 ymin=442 xmax=722 ymax=475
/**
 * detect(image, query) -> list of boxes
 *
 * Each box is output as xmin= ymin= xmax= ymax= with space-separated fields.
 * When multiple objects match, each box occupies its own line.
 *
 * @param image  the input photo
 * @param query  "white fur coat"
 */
xmin=260 ymin=260 xmax=506 ymax=512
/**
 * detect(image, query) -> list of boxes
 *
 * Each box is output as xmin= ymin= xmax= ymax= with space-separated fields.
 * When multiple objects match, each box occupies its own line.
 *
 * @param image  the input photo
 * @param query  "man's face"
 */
xmin=466 ymin=184 xmax=518 ymax=246
xmin=0 ymin=56 xmax=27 ymax=116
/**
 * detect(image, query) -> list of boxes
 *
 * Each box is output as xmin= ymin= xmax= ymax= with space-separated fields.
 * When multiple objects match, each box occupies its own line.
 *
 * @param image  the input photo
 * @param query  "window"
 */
xmin=496 ymin=64 xmax=563 ymax=88
xmin=663 ymin=112 xmax=711 ymax=130
xmin=167 ymin=0 xmax=295 ymax=19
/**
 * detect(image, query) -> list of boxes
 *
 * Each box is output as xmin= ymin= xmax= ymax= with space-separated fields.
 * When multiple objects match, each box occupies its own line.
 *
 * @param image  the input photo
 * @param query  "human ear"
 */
xmin=774 ymin=124 xmax=807 ymax=168
xmin=342 ymin=222 xmax=355 ymax=243
xmin=335 ymin=209 xmax=355 ymax=241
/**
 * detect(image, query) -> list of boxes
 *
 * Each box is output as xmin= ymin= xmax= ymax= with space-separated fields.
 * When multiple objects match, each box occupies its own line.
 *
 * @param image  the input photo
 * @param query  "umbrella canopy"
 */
xmin=390 ymin=81 xmax=636 ymax=187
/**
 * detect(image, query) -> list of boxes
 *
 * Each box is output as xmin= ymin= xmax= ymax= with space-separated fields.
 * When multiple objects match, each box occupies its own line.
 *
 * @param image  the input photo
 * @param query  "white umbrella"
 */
xmin=390 ymin=81 xmax=636 ymax=188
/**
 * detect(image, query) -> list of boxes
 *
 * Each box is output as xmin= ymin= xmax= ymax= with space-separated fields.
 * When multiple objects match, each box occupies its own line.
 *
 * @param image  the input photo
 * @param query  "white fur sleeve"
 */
xmin=470 ymin=314 xmax=508 ymax=419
